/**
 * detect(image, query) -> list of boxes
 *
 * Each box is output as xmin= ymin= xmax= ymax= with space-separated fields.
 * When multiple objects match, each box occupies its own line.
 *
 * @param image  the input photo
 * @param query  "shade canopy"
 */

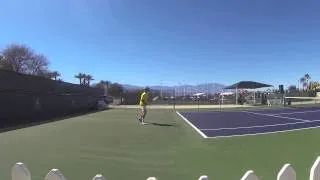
xmin=224 ymin=81 xmax=273 ymax=89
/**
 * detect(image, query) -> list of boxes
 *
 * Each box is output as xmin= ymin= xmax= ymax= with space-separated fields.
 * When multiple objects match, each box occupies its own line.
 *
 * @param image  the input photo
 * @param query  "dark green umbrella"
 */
xmin=224 ymin=81 xmax=273 ymax=89
xmin=223 ymin=81 xmax=273 ymax=105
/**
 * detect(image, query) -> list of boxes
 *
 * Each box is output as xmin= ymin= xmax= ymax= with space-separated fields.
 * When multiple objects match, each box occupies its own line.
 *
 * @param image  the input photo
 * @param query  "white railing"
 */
xmin=10 ymin=156 xmax=320 ymax=180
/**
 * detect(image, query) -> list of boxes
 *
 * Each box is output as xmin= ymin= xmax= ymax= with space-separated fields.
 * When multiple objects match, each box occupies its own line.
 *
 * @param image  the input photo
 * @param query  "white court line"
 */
xmin=177 ymin=110 xmax=320 ymax=139
xmin=199 ymin=118 xmax=320 ymax=131
xmin=176 ymin=111 xmax=208 ymax=138
xmin=243 ymin=111 xmax=311 ymax=122
xmin=205 ymin=125 xmax=320 ymax=139
xmin=272 ymin=109 xmax=320 ymax=115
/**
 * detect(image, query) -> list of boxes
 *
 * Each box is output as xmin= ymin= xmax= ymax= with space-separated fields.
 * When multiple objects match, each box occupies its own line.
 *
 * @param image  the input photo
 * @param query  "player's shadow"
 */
xmin=148 ymin=122 xmax=179 ymax=127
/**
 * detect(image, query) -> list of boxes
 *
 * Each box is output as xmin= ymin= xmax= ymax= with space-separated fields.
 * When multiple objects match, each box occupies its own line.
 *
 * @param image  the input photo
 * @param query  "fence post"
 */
xmin=92 ymin=174 xmax=106 ymax=180
xmin=240 ymin=170 xmax=259 ymax=180
xmin=8 ymin=156 xmax=320 ymax=180
xmin=146 ymin=177 xmax=157 ymax=180
xmin=277 ymin=163 xmax=296 ymax=180
xmin=12 ymin=162 xmax=31 ymax=180
xmin=198 ymin=175 xmax=208 ymax=180
xmin=310 ymin=156 xmax=320 ymax=180
xmin=44 ymin=169 xmax=66 ymax=180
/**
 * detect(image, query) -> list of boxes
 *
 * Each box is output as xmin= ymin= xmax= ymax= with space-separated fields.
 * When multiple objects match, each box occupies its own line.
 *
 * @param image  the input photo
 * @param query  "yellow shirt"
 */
xmin=139 ymin=92 xmax=149 ymax=106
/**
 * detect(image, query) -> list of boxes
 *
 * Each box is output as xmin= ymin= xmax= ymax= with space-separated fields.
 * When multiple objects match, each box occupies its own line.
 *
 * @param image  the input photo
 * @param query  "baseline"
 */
xmin=272 ymin=109 xmax=320 ymax=115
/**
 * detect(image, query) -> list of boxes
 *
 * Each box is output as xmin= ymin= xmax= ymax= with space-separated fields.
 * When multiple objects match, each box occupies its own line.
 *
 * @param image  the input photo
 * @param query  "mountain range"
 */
xmin=122 ymin=83 xmax=228 ymax=95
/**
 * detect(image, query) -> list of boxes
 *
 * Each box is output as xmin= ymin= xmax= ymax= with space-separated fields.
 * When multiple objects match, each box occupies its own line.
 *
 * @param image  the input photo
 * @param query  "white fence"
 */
xmin=10 ymin=156 xmax=320 ymax=180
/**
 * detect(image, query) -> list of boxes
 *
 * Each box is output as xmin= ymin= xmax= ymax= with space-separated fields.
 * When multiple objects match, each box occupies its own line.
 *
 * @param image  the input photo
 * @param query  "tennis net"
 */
xmin=284 ymin=96 xmax=320 ymax=109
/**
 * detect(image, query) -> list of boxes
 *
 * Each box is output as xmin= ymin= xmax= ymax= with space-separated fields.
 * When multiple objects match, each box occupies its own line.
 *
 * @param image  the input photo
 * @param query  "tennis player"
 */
xmin=138 ymin=87 xmax=150 ymax=124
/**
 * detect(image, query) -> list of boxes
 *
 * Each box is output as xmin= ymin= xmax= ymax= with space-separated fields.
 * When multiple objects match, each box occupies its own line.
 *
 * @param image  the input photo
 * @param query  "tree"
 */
xmin=84 ymin=74 xmax=94 ymax=86
xmin=0 ymin=54 xmax=13 ymax=70
xmin=51 ymin=71 xmax=61 ymax=80
xmin=1 ymin=43 xmax=32 ymax=73
xmin=304 ymin=73 xmax=311 ymax=89
xmin=81 ymin=73 xmax=87 ymax=85
xmin=108 ymin=83 xmax=124 ymax=97
xmin=28 ymin=54 xmax=50 ymax=75
xmin=82 ymin=73 xmax=87 ymax=85
xmin=308 ymin=82 xmax=320 ymax=92
xmin=300 ymin=77 xmax=307 ymax=91
xmin=94 ymin=80 xmax=111 ymax=97
xmin=103 ymin=80 xmax=111 ymax=89
xmin=288 ymin=85 xmax=297 ymax=93
xmin=75 ymin=73 xmax=94 ymax=86
xmin=95 ymin=80 xmax=111 ymax=89
xmin=74 ymin=73 xmax=85 ymax=85
xmin=1 ymin=43 xmax=50 ymax=75
xmin=300 ymin=74 xmax=312 ymax=91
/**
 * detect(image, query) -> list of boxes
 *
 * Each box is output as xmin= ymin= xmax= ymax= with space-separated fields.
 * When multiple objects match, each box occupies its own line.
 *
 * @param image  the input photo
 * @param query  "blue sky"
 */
xmin=0 ymin=0 xmax=319 ymax=88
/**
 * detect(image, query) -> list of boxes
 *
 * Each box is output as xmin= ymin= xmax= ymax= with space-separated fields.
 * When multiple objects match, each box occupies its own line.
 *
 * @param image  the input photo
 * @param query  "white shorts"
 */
xmin=141 ymin=105 xmax=147 ymax=113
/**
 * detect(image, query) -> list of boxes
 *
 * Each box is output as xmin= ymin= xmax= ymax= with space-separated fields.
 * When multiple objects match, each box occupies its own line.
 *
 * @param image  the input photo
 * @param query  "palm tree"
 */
xmin=300 ymin=74 xmax=312 ymax=91
xmin=52 ymin=71 xmax=61 ymax=80
xmin=304 ymin=74 xmax=311 ymax=81
xmin=82 ymin=73 xmax=87 ymax=85
xmin=75 ymin=73 xmax=85 ymax=85
xmin=304 ymin=74 xmax=311 ymax=90
xmin=85 ymin=74 xmax=94 ymax=86
xmin=96 ymin=80 xmax=110 ymax=89
xmin=104 ymin=80 xmax=110 ymax=89
xmin=300 ymin=77 xmax=306 ymax=91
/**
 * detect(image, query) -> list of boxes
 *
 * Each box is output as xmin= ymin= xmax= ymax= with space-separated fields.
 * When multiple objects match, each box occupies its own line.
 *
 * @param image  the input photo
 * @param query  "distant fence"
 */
xmin=9 ymin=156 xmax=320 ymax=180
xmin=0 ymin=69 xmax=104 ymax=128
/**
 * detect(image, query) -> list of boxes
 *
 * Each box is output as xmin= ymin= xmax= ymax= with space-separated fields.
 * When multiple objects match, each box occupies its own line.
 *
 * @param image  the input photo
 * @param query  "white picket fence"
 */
xmin=10 ymin=156 xmax=320 ymax=180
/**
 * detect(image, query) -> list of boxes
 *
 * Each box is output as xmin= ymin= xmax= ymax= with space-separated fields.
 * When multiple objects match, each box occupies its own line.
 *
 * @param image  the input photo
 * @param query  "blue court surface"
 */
xmin=177 ymin=107 xmax=320 ymax=138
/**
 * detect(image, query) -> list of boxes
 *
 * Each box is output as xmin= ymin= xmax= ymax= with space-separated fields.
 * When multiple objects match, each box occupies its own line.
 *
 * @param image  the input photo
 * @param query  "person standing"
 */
xmin=138 ymin=87 xmax=150 ymax=124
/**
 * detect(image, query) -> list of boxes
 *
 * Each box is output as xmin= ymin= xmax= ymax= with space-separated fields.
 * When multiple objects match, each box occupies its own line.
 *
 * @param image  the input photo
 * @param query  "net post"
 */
xmin=173 ymin=97 xmax=175 ymax=110
xmin=220 ymin=88 xmax=223 ymax=111
xmin=235 ymin=86 xmax=238 ymax=105
xmin=282 ymin=90 xmax=286 ymax=108
xmin=220 ymin=97 xmax=222 ymax=111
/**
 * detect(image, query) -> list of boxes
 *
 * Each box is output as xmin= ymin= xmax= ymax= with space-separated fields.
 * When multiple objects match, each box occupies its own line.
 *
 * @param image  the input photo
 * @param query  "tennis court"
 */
xmin=178 ymin=107 xmax=320 ymax=139
xmin=177 ymin=96 xmax=320 ymax=138
xmin=1 ymin=107 xmax=320 ymax=179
